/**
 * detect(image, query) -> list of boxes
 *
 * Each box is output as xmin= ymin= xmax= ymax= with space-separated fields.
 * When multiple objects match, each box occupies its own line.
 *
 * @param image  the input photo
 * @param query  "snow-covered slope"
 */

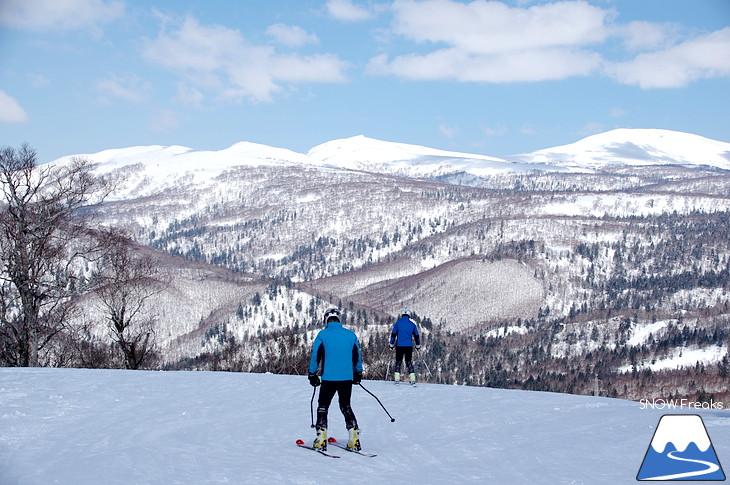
xmin=3 ymin=368 xmax=728 ymax=485
xmin=51 ymin=141 xmax=317 ymax=200
xmin=50 ymin=129 xmax=730 ymax=193
xmin=307 ymin=134 xmax=550 ymax=177
xmin=306 ymin=257 xmax=544 ymax=332
xmin=511 ymin=128 xmax=730 ymax=170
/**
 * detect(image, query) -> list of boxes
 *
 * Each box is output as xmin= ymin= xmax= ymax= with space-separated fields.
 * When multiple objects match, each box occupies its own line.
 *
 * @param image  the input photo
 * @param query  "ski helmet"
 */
xmin=400 ymin=307 xmax=412 ymax=317
xmin=323 ymin=306 xmax=341 ymax=324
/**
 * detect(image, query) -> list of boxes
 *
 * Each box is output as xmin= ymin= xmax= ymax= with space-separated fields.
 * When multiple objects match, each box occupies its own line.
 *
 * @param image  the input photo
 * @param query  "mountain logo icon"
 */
xmin=637 ymin=414 xmax=726 ymax=481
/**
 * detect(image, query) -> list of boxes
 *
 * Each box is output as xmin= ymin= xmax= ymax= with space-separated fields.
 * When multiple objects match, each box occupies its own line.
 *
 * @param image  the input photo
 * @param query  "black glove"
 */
xmin=308 ymin=373 xmax=320 ymax=387
xmin=353 ymin=371 xmax=362 ymax=385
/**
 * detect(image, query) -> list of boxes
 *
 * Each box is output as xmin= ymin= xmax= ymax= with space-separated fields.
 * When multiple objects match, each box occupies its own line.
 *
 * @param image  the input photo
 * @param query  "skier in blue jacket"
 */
xmin=308 ymin=307 xmax=363 ymax=451
xmin=389 ymin=308 xmax=421 ymax=384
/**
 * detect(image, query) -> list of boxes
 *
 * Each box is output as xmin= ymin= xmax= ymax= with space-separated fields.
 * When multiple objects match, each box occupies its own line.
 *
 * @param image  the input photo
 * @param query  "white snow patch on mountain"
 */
xmin=621 ymin=345 xmax=728 ymax=373
xmin=627 ymin=320 xmax=671 ymax=346
xmin=540 ymin=192 xmax=730 ymax=218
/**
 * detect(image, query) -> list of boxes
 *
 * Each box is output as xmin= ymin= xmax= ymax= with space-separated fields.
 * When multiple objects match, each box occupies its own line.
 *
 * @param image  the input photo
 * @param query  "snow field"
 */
xmin=2 ymin=368 xmax=729 ymax=484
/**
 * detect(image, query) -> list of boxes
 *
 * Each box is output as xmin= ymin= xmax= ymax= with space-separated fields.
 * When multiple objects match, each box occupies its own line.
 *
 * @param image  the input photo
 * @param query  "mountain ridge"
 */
xmin=51 ymin=128 xmax=730 ymax=186
xmin=35 ymin=126 xmax=730 ymax=403
xmin=511 ymin=128 xmax=730 ymax=170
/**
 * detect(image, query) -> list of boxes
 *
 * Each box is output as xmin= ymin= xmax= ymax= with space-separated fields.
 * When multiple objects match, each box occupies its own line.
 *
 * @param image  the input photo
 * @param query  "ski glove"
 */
xmin=353 ymin=371 xmax=362 ymax=385
xmin=416 ymin=344 xmax=421 ymax=350
xmin=308 ymin=373 xmax=320 ymax=387
xmin=389 ymin=343 xmax=394 ymax=350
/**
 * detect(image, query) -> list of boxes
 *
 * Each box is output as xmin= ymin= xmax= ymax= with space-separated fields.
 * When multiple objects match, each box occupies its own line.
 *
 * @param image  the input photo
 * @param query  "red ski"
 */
xmin=295 ymin=439 xmax=340 ymax=458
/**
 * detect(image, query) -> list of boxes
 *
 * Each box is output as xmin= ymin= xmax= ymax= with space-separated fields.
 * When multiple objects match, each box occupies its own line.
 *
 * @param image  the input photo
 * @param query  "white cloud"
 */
xmin=175 ymin=83 xmax=204 ymax=108
xmin=266 ymin=24 xmax=319 ymax=47
xmin=0 ymin=90 xmax=28 ymax=123
xmin=149 ymin=109 xmax=181 ymax=132
xmin=143 ymin=16 xmax=347 ymax=103
xmin=607 ymin=27 xmax=730 ymax=88
xmin=372 ymin=0 xmax=609 ymax=82
xmin=372 ymin=0 xmax=730 ymax=89
xmin=326 ymin=0 xmax=375 ymax=22
xmin=96 ymin=73 xmax=150 ymax=102
xmin=615 ymin=21 xmax=678 ymax=52
xmin=439 ymin=123 xmax=460 ymax=138
xmin=27 ymin=73 xmax=51 ymax=88
xmin=520 ymin=125 xmax=536 ymax=135
xmin=578 ymin=122 xmax=605 ymax=137
xmin=390 ymin=0 xmax=610 ymax=54
xmin=0 ymin=0 xmax=123 ymax=32
xmin=369 ymin=47 xmax=602 ymax=82
xmin=480 ymin=123 xmax=508 ymax=137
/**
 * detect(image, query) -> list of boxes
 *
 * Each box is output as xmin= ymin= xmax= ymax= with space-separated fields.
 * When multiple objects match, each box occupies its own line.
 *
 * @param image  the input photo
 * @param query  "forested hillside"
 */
xmin=3 ymin=132 xmax=729 ymax=405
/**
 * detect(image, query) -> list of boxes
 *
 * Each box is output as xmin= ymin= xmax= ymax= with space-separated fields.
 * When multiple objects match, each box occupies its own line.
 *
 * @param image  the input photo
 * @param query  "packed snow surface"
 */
xmin=2 ymin=368 xmax=729 ymax=484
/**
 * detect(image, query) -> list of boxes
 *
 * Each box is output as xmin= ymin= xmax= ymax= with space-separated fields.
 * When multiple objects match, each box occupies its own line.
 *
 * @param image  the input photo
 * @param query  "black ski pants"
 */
xmin=394 ymin=346 xmax=415 ymax=373
xmin=316 ymin=380 xmax=358 ymax=430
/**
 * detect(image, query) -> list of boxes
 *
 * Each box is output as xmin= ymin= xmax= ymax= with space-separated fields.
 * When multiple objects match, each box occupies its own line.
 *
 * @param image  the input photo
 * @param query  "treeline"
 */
xmin=159 ymin=301 xmax=729 ymax=405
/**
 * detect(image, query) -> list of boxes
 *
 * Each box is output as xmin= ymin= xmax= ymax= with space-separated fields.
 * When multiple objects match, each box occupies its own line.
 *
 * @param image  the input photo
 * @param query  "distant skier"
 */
xmin=307 ymin=307 xmax=363 ymax=451
xmin=389 ymin=308 xmax=421 ymax=384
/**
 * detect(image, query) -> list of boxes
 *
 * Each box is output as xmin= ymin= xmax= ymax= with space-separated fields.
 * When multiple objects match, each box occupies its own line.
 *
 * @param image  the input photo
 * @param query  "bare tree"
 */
xmin=93 ymin=230 xmax=164 ymax=369
xmin=0 ymin=144 xmax=110 ymax=366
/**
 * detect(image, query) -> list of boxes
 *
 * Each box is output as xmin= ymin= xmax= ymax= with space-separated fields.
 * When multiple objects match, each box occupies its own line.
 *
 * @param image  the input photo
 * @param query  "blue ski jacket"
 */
xmin=308 ymin=321 xmax=363 ymax=381
xmin=389 ymin=316 xmax=421 ymax=347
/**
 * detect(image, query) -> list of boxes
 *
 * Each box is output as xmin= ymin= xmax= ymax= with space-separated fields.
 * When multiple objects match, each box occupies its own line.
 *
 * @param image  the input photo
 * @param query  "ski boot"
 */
xmin=347 ymin=427 xmax=361 ymax=451
xmin=313 ymin=427 xmax=327 ymax=451
xmin=409 ymin=372 xmax=416 ymax=385
xmin=394 ymin=372 xmax=400 ymax=384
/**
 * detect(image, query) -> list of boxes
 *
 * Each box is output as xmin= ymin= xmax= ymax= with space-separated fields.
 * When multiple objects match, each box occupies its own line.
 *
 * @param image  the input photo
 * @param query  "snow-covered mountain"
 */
xmin=307 ymin=134 xmax=560 ymax=178
xmin=511 ymin=128 xmax=730 ymax=170
xmin=52 ymin=129 xmax=730 ymax=195
xmin=52 ymin=141 xmax=319 ymax=201
xmin=40 ymin=128 xmax=730 ymax=403
xmin=3 ymin=367 xmax=729 ymax=485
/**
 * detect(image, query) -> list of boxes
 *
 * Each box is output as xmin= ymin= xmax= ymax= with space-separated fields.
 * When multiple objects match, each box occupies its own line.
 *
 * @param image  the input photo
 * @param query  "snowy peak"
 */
xmin=50 ymin=129 xmax=730 ymax=196
xmin=50 ymin=141 xmax=317 ymax=199
xmin=307 ymin=134 xmax=506 ymax=166
xmin=306 ymin=135 xmax=522 ymax=177
xmin=513 ymin=129 xmax=730 ymax=170
xmin=57 ymin=141 xmax=312 ymax=173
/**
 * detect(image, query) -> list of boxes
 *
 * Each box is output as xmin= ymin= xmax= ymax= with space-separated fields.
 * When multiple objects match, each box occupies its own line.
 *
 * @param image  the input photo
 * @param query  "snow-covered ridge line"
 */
xmin=511 ymin=128 xmax=730 ymax=169
xmin=50 ymin=128 xmax=730 ymax=184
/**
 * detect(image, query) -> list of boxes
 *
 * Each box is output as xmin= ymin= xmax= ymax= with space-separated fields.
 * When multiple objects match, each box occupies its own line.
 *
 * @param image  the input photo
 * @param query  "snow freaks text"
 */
xmin=640 ymin=399 xmax=724 ymax=410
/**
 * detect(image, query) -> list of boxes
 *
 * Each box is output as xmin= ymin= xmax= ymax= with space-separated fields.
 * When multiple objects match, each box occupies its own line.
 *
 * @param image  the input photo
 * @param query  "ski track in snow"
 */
xmin=1 ymin=368 xmax=728 ymax=485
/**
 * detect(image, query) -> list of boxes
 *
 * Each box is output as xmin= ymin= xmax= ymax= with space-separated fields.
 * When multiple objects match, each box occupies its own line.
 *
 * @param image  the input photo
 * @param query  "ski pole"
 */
xmin=382 ymin=342 xmax=392 ymax=381
xmin=310 ymin=386 xmax=317 ymax=428
xmin=416 ymin=348 xmax=433 ymax=377
xmin=358 ymin=383 xmax=395 ymax=423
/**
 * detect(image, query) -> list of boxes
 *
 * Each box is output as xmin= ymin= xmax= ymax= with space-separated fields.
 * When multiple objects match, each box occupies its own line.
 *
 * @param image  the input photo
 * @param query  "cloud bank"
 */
xmin=368 ymin=0 xmax=730 ymax=88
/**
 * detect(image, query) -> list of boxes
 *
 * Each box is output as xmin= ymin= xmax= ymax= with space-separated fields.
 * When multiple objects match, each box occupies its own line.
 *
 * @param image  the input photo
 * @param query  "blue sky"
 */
xmin=1 ymin=0 xmax=729 ymax=162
